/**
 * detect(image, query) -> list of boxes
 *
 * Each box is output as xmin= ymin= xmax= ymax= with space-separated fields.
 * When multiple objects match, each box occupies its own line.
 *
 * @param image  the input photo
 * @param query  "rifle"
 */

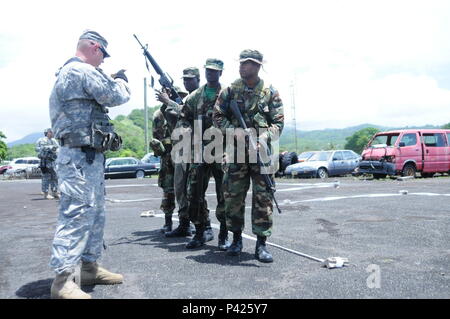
xmin=133 ymin=34 xmax=183 ymax=105
xmin=229 ymin=100 xmax=282 ymax=214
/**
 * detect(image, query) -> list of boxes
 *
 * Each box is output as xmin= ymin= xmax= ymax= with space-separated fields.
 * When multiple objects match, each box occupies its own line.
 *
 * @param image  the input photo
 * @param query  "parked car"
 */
xmin=355 ymin=129 xmax=450 ymax=178
xmin=277 ymin=151 xmax=298 ymax=176
xmin=0 ymin=161 xmax=11 ymax=174
xmin=4 ymin=157 xmax=40 ymax=176
xmin=104 ymin=157 xmax=159 ymax=179
xmin=141 ymin=153 xmax=161 ymax=172
xmin=297 ymin=151 xmax=316 ymax=163
xmin=285 ymin=150 xmax=361 ymax=178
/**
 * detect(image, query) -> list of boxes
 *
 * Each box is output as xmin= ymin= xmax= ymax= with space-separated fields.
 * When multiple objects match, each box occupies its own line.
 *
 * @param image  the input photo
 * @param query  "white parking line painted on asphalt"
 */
xmin=106 ymin=184 xmax=158 ymax=189
xmin=106 ymin=182 xmax=342 ymax=203
xmin=106 ymin=197 xmax=161 ymax=203
xmin=291 ymin=192 xmax=450 ymax=203
xmin=276 ymin=182 xmax=339 ymax=186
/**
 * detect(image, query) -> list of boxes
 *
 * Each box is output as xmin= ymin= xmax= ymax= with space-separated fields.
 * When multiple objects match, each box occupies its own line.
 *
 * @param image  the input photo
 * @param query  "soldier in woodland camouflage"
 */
xmin=179 ymin=59 xmax=229 ymax=250
xmin=151 ymin=87 xmax=188 ymax=233
xmin=156 ymin=67 xmax=200 ymax=238
xmin=35 ymin=128 xmax=59 ymax=199
xmin=213 ymin=49 xmax=284 ymax=263
xmin=48 ymin=30 xmax=130 ymax=299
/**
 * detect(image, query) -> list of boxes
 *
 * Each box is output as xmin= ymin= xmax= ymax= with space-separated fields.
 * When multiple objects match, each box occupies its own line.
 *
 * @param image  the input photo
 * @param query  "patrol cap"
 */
xmin=204 ymin=58 xmax=224 ymax=71
xmin=79 ymin=29 xmax=110 ymax=58
xmin=181 ymin=67 xmax=200 ymax=79
xmin=239 ymin=49 xmax=263 ymax=65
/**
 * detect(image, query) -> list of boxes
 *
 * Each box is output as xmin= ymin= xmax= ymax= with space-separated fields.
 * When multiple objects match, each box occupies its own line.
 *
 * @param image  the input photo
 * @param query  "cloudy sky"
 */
xmin=1 ymin=0 xmax=450 ymax=142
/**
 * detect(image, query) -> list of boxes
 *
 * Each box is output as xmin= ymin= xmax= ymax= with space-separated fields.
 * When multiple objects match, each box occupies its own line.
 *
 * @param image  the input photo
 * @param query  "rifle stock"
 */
xmin=229 ymin=100 xmax=282 ymax=214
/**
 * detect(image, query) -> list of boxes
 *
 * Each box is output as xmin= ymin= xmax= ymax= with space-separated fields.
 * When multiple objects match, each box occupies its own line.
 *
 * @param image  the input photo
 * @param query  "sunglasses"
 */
xmin=98 ymin=46 xmax=108 ymax=58
xmin=90 ymin=41 xmax=108 ymax=58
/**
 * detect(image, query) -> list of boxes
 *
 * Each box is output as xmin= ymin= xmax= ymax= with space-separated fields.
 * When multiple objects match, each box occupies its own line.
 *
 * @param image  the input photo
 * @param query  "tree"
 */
xmin=127 ymin=106 xmax=158 ymax=131
xmin=6 ymin=143 xmax=36 ymax=160
xmin=442 ymin=123 xmax=450 ymax=129
xmin=105 ymin=118 xmax=147 ymax=159
xmin=0 ymin=131 xmax=7 ymax=161
xmin=344 ymin=127 xmax=380 ymax=154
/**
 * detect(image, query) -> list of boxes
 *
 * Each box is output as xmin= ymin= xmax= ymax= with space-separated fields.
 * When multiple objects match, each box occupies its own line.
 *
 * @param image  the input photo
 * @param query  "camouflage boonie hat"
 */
xmin=239 ymin=49 xmax=263 ymax=65
xmin=182 ymin=67 xmax=200 ymax=79
xmin=79 ymin=29 xmax=110 ymax=58
xmin=44 ymin=128 xmax=52 ymax=135
xmin=204 ymin=58 xmax=224 ymax=71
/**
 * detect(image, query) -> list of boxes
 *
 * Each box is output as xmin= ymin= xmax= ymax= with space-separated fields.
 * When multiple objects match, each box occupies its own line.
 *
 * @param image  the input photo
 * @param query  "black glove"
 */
xmin=111 ymin=69 xmax=128 ymax=82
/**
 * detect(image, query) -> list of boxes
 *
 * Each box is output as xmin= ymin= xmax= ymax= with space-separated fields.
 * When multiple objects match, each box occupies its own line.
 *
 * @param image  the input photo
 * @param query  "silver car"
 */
xmin=284 ymin=150 xmax=361 ymax=178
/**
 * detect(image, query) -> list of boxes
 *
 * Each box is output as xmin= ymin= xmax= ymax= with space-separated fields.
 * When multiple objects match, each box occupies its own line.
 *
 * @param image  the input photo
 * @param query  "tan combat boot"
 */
xmin=51 ymin=272 xmax=91 ymax=299
xmin=52 ymin=191 xmax=60 ymax=199
xmin=80 ymin=262 xmax=123 ymax=285
xmin=44 ymin=192 xmax=54 ymax=200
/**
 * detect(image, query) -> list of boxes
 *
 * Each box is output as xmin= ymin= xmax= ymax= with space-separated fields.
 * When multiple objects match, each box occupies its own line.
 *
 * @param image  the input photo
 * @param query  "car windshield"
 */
xmin=142 ymin=155 xmax=159 ymax=163
xmin=308 ymin=151 xmax=332 ymax=161
xmin=369 ymin=134 xmax=399 ymax=147
xmin=299 ymin=152 xmax=315 ymax=160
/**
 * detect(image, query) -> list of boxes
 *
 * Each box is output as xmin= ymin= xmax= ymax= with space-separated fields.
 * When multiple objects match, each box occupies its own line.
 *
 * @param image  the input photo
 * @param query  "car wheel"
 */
xmin=402 ymin=164 xmax=416 ymax=177
xmin=316 ymin=168 xmax=328 ymax=179
xmin=135 ymin=170 xmax=145 ymax=179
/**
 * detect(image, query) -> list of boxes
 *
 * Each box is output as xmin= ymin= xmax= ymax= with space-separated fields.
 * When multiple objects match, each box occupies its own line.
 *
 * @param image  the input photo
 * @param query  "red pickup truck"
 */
xmin=355 ymin=129 xmax=450 ymax=178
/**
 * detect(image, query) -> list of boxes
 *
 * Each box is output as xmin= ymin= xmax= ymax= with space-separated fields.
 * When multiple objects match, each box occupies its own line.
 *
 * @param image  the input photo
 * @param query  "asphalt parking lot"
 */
xmin=0 ymin=175 xmax=449 ymax=299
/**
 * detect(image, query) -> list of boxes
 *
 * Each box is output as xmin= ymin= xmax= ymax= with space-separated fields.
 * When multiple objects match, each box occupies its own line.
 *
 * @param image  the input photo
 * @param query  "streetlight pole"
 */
xmin=144 ymin=77 xmax=149 ymax=154
xmin=291 ymin=80 xmax=298 ymax=153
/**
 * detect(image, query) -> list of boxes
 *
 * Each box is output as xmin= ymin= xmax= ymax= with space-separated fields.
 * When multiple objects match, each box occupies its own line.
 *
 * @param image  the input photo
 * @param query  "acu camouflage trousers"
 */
xmin=50 ymin=147 xmax=106 ymax=274
xmin=158 ymin=152 xmax=175 ymax=217
xmin=223 ymin=163 xmax=273 ymax=237
xmin=41 ymin=168 xmax=58 ymax=193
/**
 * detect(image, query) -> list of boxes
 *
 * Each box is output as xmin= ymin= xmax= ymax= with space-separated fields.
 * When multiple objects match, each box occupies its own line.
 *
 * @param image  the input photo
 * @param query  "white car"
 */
xmin=4 ymin=157 xmax=41 ymax=177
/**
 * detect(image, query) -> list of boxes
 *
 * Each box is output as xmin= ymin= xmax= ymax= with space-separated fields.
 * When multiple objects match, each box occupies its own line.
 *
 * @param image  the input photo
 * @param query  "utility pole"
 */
xmin=291 ymin=80 xmax=298 ymax=153
xmin=144 ymin=77 xmax=149 ymax=154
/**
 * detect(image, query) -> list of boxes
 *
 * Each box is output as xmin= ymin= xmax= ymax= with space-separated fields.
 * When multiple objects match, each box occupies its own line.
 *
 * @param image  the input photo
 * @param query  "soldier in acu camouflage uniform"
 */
xmin=157 ymin=67 xmax=200 ymax=238
xmin=151 ymin=87 xmax=188 ymax=233
xmin=48 ymin=30 xmax=130 ymax=299
xmin=213 ymin=50 xmax=284 ymax=263
xmin=35 ymin=128 xmax=59 ymax=199
xmin=179 ymin=58 xmax=229 ymax=250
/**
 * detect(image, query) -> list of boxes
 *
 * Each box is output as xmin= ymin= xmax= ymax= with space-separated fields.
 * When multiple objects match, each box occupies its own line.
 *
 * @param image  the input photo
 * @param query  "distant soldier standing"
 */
xmin=179 ymin=59 xmax=229 ymax=250
xmin=49 ymin=30 xmax=130 ymax=298
xmin=213 ymin=50 xmax=284 ymax=262
xmin=35 ymin=128 xmax=59 ymax=199
xmin=157 ymin=67 xmax=200 ymax=238
xmin=151 ymin=87 xmax=188 ymax=233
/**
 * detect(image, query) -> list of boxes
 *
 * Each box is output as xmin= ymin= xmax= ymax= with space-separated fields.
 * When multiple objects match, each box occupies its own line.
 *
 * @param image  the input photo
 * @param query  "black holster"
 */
xmin=81 ymin=146 xmax=96 ymax=165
